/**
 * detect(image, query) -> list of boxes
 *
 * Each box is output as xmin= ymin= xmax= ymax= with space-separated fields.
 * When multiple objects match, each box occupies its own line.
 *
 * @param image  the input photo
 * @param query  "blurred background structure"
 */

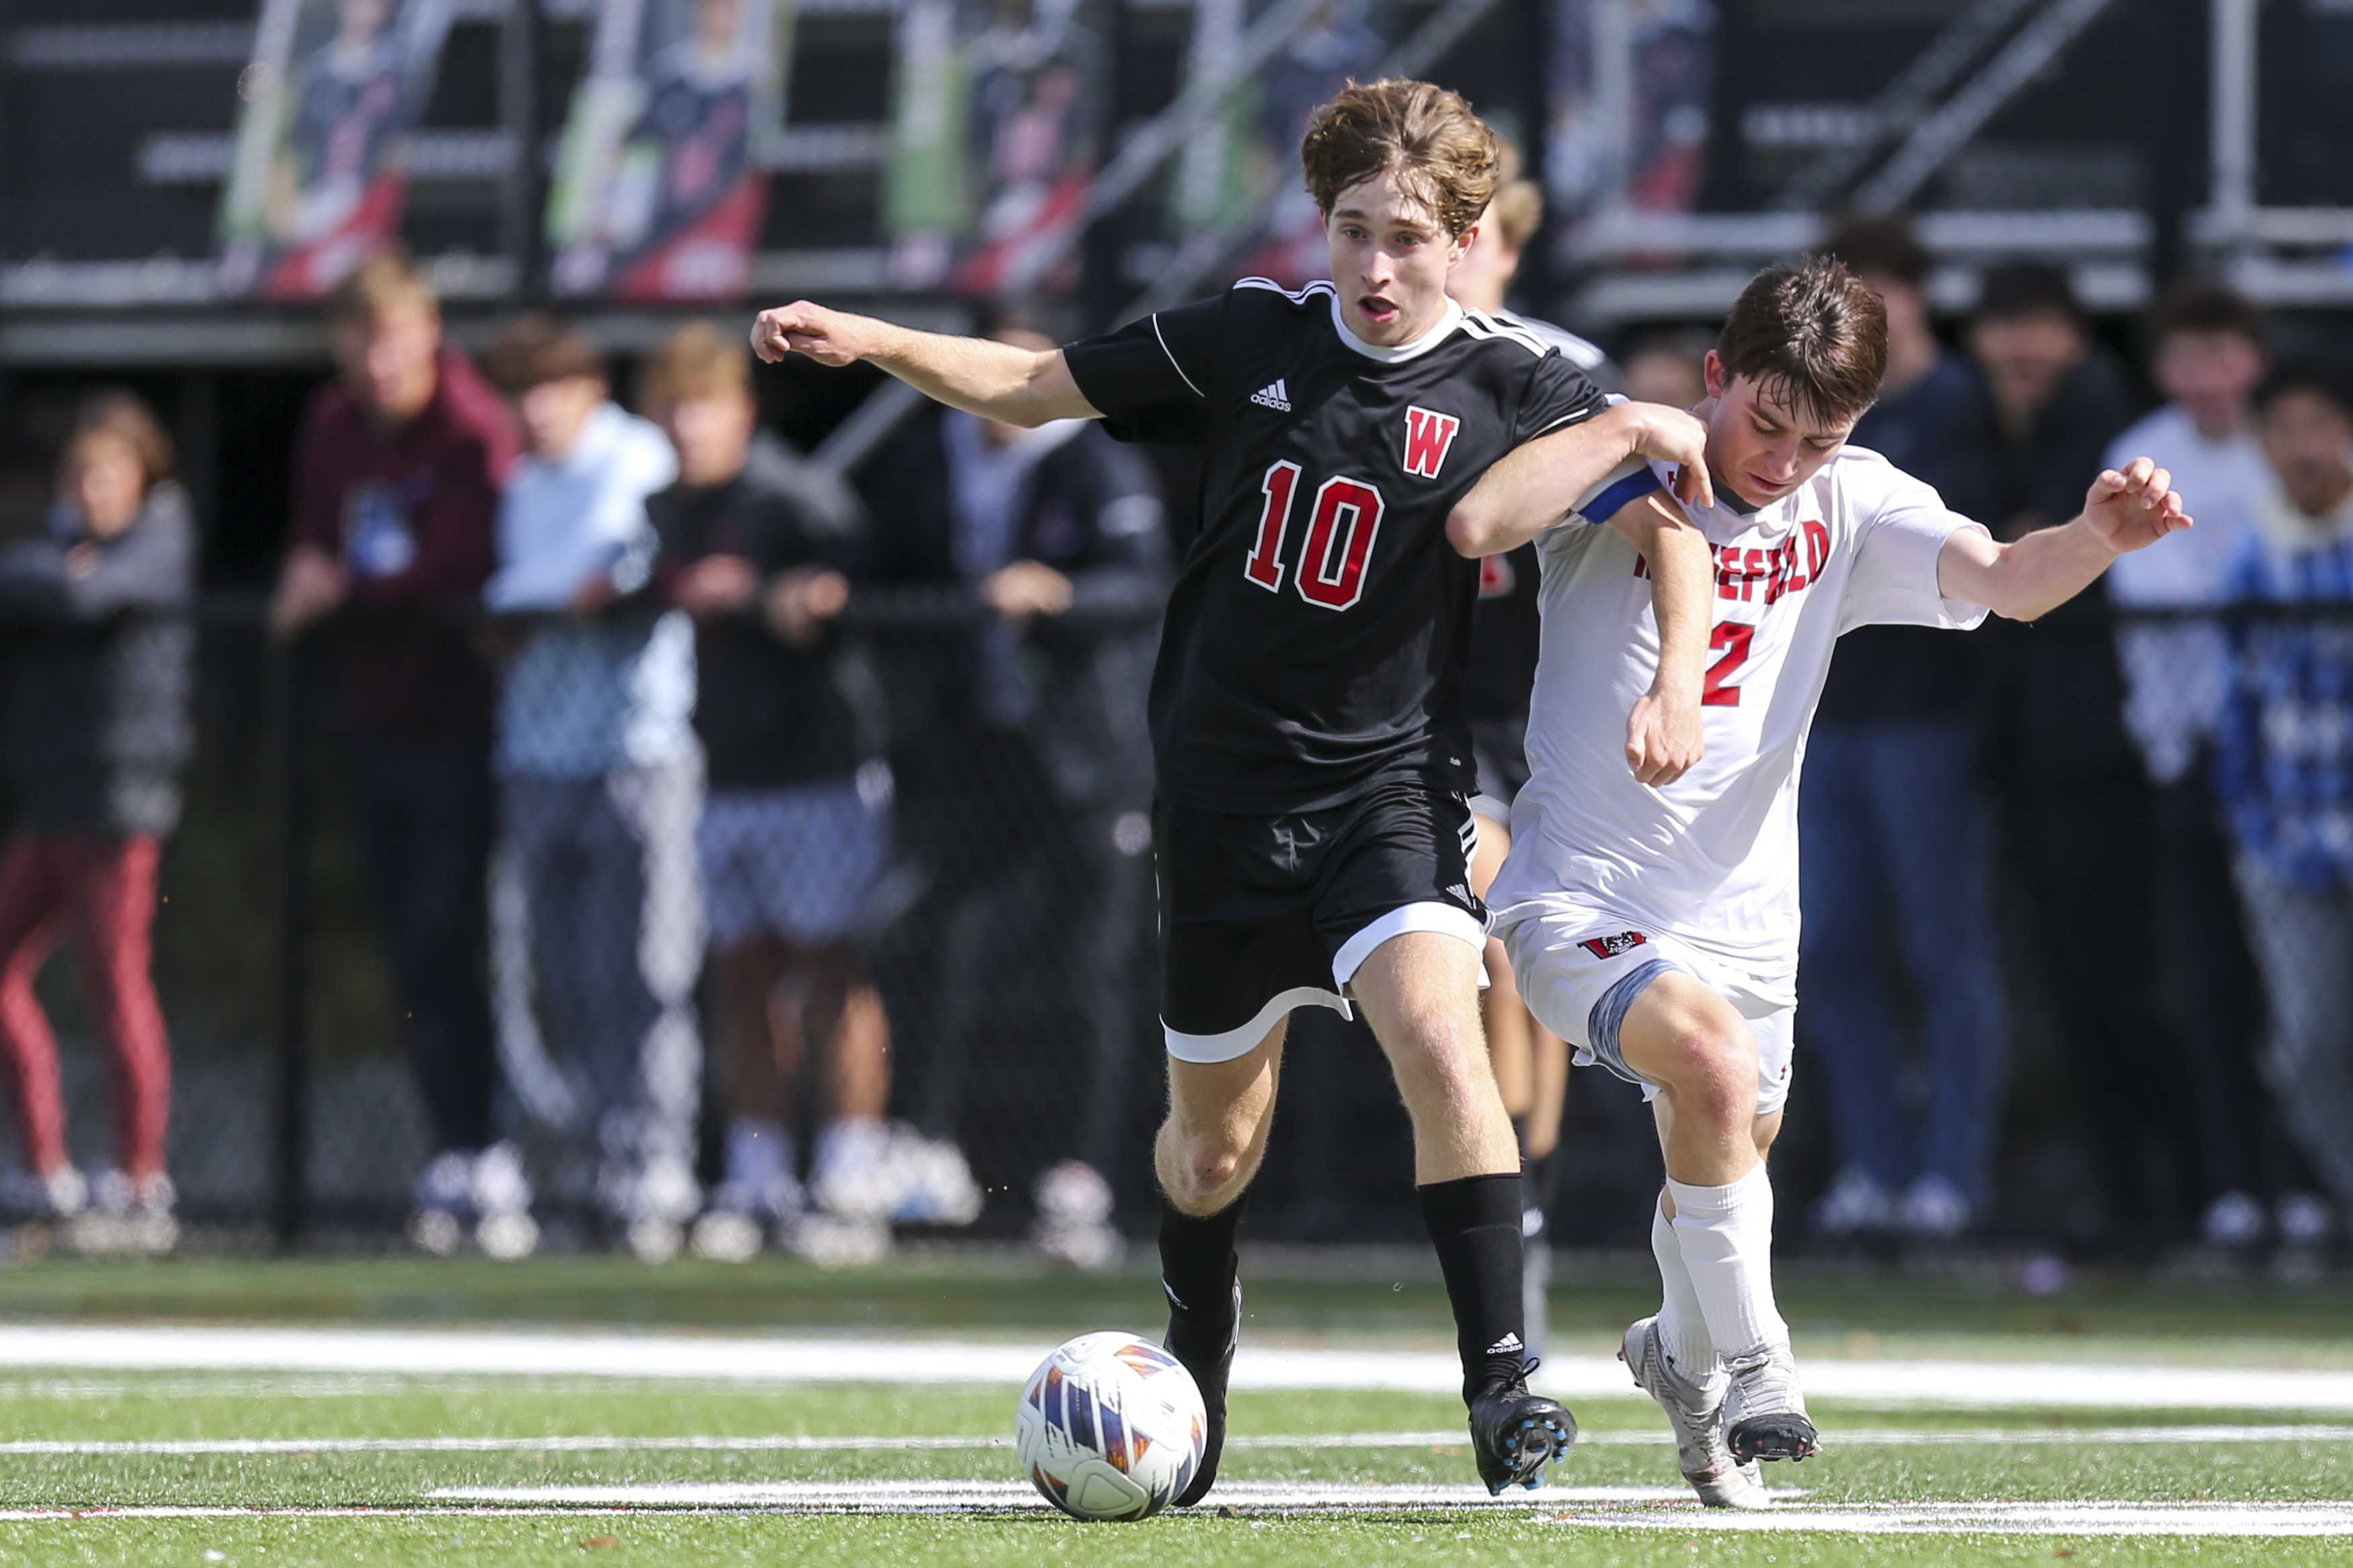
xmin=2 ymin=0 xmax=2353 ymax=1266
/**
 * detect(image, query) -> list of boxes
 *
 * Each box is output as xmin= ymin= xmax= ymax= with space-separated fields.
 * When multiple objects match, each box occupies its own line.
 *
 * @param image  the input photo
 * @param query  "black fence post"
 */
xmin=272 ymin=633 xmax=309 ymax=1249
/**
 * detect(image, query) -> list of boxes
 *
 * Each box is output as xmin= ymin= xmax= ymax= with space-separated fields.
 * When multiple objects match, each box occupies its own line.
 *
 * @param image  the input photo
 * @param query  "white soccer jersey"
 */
xmin=1488 ymin=446 xmax=1992 ymax=991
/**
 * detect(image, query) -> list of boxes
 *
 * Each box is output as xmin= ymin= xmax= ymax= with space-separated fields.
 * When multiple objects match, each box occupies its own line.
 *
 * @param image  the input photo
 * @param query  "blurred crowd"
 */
xmin=2 ymin=212 xmax=2352 ymax=1266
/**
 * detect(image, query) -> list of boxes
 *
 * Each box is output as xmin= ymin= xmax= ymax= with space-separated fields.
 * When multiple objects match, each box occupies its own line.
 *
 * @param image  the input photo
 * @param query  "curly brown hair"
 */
xmin=1298 ymin=79 xmax=1499 ymax=237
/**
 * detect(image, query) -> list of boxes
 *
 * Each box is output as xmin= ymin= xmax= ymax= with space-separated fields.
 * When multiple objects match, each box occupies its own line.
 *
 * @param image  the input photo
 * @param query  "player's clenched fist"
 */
xmin=751 ymin=302 xmax=869 ymax=366
xmin=2081 ymin=454 xmax=2192 ymax=554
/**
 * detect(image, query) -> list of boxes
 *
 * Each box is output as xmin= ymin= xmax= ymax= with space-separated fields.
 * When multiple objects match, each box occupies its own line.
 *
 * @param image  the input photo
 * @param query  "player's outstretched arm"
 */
xmin=1936 ymin=456 xmax=2192 ymax=622
xmin=1609 ymin=494 xmax=1709 ymax=786
xmin=1445 ymin=401 xmax=1714 ymax=559
xmin=750 ymin=301 xmax=1102 ymax=427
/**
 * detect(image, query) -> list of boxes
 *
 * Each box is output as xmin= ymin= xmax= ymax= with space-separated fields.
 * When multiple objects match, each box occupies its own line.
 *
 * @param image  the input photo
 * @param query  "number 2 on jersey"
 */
xmin=1703 ymin=622 xmax=1755 ymax=707
xmin=1242 ymin=460 xmax=1386 ymax=611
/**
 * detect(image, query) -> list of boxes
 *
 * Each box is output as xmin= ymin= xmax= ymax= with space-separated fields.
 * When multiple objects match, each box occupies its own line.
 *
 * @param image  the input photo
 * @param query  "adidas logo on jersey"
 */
xmin=1249 ymin=379 xmax=1292 ymax=412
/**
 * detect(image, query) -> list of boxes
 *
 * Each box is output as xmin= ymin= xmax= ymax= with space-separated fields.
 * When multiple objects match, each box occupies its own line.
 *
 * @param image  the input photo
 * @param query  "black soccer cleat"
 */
xmin=1727 ymin=1410 xmax=1821 ymax=1464
xmin=1467 ymin=1373 xmax=1578 ymax=1495
xmin=1724 ymin=1345 xmax=1821 ymax=1464
xmin=1163 ymin=1278 xmax=1240 ymax=1508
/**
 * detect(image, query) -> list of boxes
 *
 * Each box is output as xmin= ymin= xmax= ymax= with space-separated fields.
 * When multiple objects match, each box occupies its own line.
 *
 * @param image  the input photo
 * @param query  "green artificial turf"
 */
xmin=0 ymin=1252 xmax=2351 ymax=1563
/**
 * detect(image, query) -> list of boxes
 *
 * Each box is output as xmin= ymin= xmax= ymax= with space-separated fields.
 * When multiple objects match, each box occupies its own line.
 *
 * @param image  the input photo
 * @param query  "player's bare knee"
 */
xmin=1654 ymin=1020 xmax=1755 ymax=1124
xmin=1157 ymin=1126 xmax=1248 ymax=1212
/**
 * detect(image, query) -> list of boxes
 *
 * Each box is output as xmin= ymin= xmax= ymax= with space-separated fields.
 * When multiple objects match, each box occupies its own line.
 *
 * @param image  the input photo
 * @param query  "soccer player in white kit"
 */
xmin=1446 ymin=257 xmax=2192 ymax=1508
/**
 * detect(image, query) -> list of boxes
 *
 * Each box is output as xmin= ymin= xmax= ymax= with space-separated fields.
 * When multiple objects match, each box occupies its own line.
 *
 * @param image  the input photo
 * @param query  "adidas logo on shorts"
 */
xmin=1249 ymin=379 xmax=1292 ymax=412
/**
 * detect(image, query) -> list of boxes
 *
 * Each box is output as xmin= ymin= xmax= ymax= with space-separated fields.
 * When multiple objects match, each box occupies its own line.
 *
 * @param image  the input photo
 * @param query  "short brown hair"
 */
xmin=639 ymin=321 xmax=752 ymax=414
xmin=1299 ymin=79 xmax=1498 ymax=237
xmin=2151 ymin=278 xmax=2265 ymax=351
xmin=63 ymin=388 xmax=175 ymax=493
xmin=326 ymin=247 xmax=437 ymax=328
xmin=1822 ymin=212 xmax=1930 ymax=290
xmin=1716 ymin=257 xmax=1888 ymax=426
xmin=481 ymin=313 xmax=606 ymax=394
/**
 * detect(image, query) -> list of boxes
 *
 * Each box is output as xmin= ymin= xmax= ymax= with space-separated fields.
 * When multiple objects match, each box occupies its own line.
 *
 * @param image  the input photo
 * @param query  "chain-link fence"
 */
xmin=15 ymin=582 xmax=2353 ymax=1261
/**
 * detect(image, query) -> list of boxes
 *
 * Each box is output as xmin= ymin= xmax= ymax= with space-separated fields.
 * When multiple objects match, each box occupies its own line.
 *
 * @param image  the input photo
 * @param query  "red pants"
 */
xmin=0 ymin=835 xmax=170 ymax=1179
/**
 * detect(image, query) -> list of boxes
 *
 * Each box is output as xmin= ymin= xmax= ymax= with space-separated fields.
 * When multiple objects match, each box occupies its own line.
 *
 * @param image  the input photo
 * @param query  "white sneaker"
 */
xmin=471 ymin=1142 xmax=533 ymax=1218
xmin=690 ymin=1208 xmax=765 ymax=1263
xmin=411 ymin=1149 xmax=477 ymax=1219
xmin=2202 ymin=1190 xmax=2267 ymax=1248
xmin=1723 ymin=1343 xmax=1821 ymax=1464
xmin=885 ymin=1124 xmax=983 ymax=1226
xmin=2279 ymin=1192 xmax=2334 ymax=1248
xmin=1899 ymin=1175 xmax=1970 ymax=1239
xmin=475 ymin=1211 xmax=540 ymax=1260
xmin=1811 ymin=1168 xmax=1894 ymax=1236
xmin=0 ymin=1165 xmax=85 ymax=1219
xmin=1620 ymin=1317 xmax=1769 ymax=1509
xmin=1031 ymin=1161 xmax=1123 ymax=1268
xmin=808 ymin=1119 xmax=896 ymax=1221
xmin=73 ymin=1171 xmax=176 ymax=1255
xmin=787 ymin=1210 xmax=891 ymax=1268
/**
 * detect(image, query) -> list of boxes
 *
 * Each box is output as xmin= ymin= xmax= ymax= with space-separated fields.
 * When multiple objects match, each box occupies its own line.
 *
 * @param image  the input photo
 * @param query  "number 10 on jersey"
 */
xmin=1244 ymin=460 xmax=1387 ymax=611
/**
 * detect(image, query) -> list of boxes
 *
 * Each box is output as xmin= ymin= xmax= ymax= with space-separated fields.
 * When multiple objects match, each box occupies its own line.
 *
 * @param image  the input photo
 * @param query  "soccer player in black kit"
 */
xmin=754 ymin=79 xmax=1714 ymax=1500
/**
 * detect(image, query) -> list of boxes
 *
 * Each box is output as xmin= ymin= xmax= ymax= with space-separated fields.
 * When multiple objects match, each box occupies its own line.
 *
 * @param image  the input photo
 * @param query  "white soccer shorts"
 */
xmin=1497 ymin=904 xmax=1794 ymax=1116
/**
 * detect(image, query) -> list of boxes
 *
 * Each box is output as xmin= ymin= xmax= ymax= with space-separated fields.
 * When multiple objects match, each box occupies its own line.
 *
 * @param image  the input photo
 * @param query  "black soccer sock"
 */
xmin=1158 ymin=1193 xmax=1245 ymax=1337
xmin=1419 ymin=1172 xmax=1529 ymax=1403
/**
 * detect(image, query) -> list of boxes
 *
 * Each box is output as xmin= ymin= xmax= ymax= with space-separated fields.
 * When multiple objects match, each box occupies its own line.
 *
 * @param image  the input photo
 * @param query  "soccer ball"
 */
xmin=1014 ymin=1331 xmax=1207 ymax=1521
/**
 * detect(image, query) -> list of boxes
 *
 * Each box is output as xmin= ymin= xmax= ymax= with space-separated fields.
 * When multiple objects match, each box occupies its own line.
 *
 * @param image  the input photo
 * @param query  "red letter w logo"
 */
xmin=1402 ymin=407 xmax=1461 ymax=479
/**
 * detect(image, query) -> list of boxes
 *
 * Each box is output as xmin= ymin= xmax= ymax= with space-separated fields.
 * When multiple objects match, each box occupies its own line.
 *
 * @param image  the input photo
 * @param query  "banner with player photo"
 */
xmin=547 ymin=0 xmax=799 ymax=302
xmin=216 ymin=0 xmax=455 ymax=300
xmin=1162 ymin=0 xmax=1394 ymax=292
xmin=881 ymin=0 xmax=1105 ymax=296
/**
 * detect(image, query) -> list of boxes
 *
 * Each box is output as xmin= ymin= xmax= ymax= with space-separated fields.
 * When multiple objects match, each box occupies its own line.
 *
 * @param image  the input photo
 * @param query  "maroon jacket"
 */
xmin=290 ymin=350 xmax=519 ymax=748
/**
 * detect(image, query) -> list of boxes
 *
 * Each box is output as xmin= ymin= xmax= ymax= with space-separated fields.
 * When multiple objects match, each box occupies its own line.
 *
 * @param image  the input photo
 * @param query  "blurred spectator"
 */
xmin=479 ymin=315 xmax=696 ymax=1261
xmin=0 ymin=392 xmax=193 ymax=1251
xmin=270 ymin=249 xmax=518 ymax=1243
xmin=2106 ymin=282 xmax=2277 ymax=1248
xmin=638 ymin=324 xmax=967 ymax=1266
xmin=1618 ymin=327 xmax=1711 ymax=410
xmin=2214 ymin=364 xmax=2353 ymax=1231
xmin=1445 ymin=146 xmax=1618 ymax=1349
xmin=1802 ymin=216 xmax=2006 ymax=1239
xmin=1954 ymin=261 xmax=2180 ymax=1247
xmin=862 ymin=310 xmax=1169 ymax=1267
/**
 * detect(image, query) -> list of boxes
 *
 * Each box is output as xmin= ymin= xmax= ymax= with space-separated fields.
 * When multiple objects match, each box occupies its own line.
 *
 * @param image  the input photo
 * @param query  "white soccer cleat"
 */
xmin=1723 ymin=1342 xmax=1821 ymax=1464
xmin=1620 ymin=1317 xmax=1771 ymax=1509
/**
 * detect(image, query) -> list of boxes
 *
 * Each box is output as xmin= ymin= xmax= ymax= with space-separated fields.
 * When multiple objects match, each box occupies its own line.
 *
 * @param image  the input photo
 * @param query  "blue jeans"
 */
xmin=1798 ymin=720 xmax=2006 ymax=1204
xmin=342 ymin=734 xmax=498 ymax=1155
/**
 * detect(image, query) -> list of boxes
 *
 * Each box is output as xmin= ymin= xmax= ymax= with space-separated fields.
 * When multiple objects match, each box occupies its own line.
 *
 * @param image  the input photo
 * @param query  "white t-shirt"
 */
xmin=1488 ymin=446 xmax=1991 ymax=993
xmin=2102 ymin=404 xmax=2270 ymax=783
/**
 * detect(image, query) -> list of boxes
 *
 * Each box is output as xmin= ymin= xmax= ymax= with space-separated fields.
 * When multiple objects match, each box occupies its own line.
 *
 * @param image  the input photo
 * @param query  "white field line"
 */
xmin=5 ymin=1325 xmax=2353 ymax=1410
xmin=7 ymin=1423 xmax=2353 ymax=1458
xmin=6 ymin=1481 xmax=2353 ymax=1534
xmin=424 ymin=1478 xmax=2353 ymax=1533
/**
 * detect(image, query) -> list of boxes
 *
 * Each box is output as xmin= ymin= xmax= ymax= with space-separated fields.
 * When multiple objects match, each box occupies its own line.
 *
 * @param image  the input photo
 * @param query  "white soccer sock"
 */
xmin=1666 ymin=1164 xmax=1790 ymax=1362
xmin=1650 ymin=1196 xmax=1719 ymax=1384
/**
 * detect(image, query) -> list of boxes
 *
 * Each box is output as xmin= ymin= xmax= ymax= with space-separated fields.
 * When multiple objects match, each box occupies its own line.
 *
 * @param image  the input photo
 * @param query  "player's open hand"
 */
xmin=2081 ymin=456 xmax=2192 ymax=554
xmin=1626 ymin=403 xmax=1715 ymax=511
xmin=751 ymin=302 xmax=870 ymax=367
xmin=1626 ymin=684 xmax=1703 ymax=787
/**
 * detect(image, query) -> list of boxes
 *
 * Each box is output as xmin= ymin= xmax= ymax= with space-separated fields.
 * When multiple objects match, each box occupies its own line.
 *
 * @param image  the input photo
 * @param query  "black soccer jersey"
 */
xmin=1064 ymin=279 xmax=1608 ymax=813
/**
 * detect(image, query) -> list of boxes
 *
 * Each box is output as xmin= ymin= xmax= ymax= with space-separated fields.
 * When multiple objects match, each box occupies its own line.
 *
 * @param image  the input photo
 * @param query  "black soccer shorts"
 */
xmin=1153 ymin=779 xmax=1490 ymax=1062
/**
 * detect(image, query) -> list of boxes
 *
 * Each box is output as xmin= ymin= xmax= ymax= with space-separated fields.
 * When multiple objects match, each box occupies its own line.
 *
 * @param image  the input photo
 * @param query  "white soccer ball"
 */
xmin=1014 ymin=1330 xmax=1207 ymax=1521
